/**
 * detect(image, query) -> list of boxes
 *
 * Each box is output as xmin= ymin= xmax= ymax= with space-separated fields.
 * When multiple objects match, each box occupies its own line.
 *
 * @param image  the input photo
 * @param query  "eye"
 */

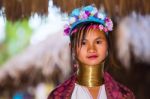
xmin=81 ymin=40 xmax=86 ymax=45
xmin=96 ymin=40 xmax=102 ymax=44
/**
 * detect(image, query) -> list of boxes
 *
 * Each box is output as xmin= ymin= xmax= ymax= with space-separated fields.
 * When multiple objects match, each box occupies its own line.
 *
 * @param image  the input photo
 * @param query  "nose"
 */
xmin=87 ymin=43 xmax=96 ymax=53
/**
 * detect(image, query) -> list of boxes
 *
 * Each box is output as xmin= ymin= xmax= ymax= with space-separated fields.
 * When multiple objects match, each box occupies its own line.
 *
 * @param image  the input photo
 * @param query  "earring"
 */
xmin=72 ymin=53 xmax=78 ymax=72
xmin=106 ymin=51 xmax=108 ymax=56
xmin=101 ymin=62 xmax=105 ymax=76
xmin=72 ymin=53 xmax=75 ymax=60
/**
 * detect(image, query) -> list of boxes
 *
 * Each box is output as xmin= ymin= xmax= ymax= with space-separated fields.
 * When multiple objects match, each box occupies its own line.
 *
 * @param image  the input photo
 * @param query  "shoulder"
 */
xmin=104 ymin=72 xmax=135 ymax=99
xmin=47 ymin=74 xmax=76 ymax=99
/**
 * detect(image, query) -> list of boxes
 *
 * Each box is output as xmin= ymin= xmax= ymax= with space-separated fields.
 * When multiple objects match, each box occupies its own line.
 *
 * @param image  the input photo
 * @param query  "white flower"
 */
xmin=69 ymin=17 xmax=77 ymax=24
xmin=97 ymin=12 xmax=105 ymax=20
xmin=91 ymin=8 xmax=98 ymax=16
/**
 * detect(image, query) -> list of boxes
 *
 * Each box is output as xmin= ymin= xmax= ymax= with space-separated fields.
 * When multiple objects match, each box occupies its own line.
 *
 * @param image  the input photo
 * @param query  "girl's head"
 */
xmin=64 ymin=5 xmax=113 ymax=68
xmin=70 ymin=22 xmax=109 ymax=66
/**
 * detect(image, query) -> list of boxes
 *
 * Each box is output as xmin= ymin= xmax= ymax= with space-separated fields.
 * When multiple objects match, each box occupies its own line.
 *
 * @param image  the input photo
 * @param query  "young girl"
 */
xmin=48 ymin=5 xmax=135 ymax=99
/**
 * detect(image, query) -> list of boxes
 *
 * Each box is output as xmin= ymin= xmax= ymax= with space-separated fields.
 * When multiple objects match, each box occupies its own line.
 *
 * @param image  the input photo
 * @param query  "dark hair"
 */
xmin=69 ymin=22 xmax=112 ymax=72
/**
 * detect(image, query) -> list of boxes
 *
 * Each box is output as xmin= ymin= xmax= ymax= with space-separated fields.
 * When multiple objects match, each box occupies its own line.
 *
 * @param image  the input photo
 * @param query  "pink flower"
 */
xmin=103 ymin=27 xmax=108 ymax=32
xmin=105 ymin=17 xmax=113 ymax=31
xmin=85 ymin=11 xmax=90 ymax=16
xmin=105 ymin=21 xmax=113 ymax=31
xmin=64 ymin=24 xmax=71 ymax=35
xmin=99 ymin=25 xmax=104 ymax=31
xmin=105 ymin=17 xmax=110 ymax=22
xmin=80 ymin=11 xmax=88 ymax=19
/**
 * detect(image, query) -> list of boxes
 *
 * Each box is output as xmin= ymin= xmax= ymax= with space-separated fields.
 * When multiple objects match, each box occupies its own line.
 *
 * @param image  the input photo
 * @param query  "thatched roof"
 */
xmin=0 ymin=31 xmax=71 ymax=93
xmin=0 ymin=0 xmax=48 ymax=21
xmin=0 ymin=0 xmax=149 ymax=21
xmin=53 ymin=0 xmax=150 ymax=19
xmin=0 ymin=0 xmax=2 ymax=10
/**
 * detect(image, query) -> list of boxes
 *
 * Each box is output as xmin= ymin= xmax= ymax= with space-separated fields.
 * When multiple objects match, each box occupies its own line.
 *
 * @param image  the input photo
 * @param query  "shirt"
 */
xmin=71 ymin=83 xmax=107 ymax=99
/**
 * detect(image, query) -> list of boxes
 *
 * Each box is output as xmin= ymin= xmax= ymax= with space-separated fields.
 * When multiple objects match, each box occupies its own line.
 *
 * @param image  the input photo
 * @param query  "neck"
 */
xmin=77 ymin=63 xmax=104 ymax=87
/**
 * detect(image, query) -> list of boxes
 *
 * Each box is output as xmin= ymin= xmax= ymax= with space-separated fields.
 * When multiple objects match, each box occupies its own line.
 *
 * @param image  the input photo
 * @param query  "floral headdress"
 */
xmin=64 ymin=4 xmax=113 ymax=36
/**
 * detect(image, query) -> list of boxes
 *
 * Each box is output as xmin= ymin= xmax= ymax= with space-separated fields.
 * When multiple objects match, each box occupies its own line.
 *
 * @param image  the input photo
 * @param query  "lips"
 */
xmin=87 ymin=54 xmax=98 ymax=59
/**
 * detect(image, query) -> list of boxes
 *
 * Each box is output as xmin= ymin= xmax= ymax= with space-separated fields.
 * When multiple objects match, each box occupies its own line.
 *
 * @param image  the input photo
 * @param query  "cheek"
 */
xmin=76 ymin=47 xmax=87 ymax=59
xmin=98 ymin=44 xmax=108 ymax=55
xmin=103 ymin=45 xmax=108 ymax=53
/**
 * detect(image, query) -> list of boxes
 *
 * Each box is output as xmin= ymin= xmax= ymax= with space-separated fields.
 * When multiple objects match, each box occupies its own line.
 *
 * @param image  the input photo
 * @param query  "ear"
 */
xmin=69 ymin=43 xmax=71 ymax=48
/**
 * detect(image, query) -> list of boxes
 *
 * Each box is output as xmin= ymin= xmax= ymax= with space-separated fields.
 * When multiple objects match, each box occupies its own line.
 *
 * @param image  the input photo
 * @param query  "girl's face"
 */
xmin=76 ymin=29 xmax=108 ymax=66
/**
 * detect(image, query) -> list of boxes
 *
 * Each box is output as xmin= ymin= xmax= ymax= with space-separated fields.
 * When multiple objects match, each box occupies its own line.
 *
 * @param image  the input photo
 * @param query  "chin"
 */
xmin=86 ymin=60 xmax=102 ymax=65
xmin=85 ymin=62 xmax=101 ymax=66
xmin=79 ymin=59 xmax=102 ymax=66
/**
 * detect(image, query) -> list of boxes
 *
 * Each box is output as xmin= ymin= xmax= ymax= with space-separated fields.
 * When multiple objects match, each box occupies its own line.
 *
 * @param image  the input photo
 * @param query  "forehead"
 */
xmin=84 ymin=28 xmax=106 ymax=39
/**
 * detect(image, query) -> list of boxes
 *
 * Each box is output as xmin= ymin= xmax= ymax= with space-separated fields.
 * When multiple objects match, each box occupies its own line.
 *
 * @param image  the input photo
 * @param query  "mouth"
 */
xmin=87 ymin=55 xmax=98 ymax=60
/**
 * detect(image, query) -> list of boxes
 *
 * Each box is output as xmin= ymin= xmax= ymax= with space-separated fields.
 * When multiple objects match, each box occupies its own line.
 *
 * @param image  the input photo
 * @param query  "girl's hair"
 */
xmin=69 ymin=22 xmax=112 ymax=72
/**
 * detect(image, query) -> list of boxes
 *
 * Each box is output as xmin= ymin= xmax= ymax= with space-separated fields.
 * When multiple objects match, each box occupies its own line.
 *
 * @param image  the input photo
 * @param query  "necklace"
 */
xmin=77 ymin=63 xmax=104 ymax=87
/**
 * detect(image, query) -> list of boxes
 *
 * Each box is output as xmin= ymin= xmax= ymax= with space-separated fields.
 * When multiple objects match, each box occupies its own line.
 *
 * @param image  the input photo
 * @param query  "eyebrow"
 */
xmin=95 ymin=37 xmax=105 ymax=40
xmin=82 ymin=36 xmax=105 ymax=41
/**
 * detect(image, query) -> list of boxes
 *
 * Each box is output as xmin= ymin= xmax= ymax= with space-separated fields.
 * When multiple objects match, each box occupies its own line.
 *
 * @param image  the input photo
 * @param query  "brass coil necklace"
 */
xmin=77 ymin=63 xmax=104 ymax=87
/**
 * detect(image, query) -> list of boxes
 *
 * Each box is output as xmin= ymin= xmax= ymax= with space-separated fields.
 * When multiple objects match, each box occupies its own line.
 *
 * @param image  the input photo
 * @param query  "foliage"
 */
xmin=0 ymin=19 xmax=32 ymax=65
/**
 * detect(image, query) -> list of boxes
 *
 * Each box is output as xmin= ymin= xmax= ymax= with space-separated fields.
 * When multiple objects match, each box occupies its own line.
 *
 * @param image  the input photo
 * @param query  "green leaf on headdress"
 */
xmin=82 ymin=5 xmax=94 ymax=12
xmin=70 ymin=8 xmax=80 ymax=17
